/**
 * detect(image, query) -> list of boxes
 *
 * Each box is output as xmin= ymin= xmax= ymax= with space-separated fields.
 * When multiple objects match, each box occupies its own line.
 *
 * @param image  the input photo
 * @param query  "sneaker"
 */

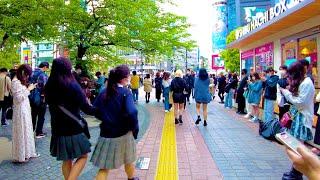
xmin=36 ymin=133 xmax=46 ymax=139
xmin=249 ymin=117 xmax=258 ymax=123
xmin=165 ymin=110 xmax=169 ymax=113
xmin=244 ymin=114 xmax=251 ymax=119
xmin=179 ymin=115 xmax=183 ymax=124
xmin=1 ymin=121 xmax=9 ymax=127
xmin=175 ymin=119 xmax=179 ymax=124
xmin=204 ymin=120 xmax=207 ymax=126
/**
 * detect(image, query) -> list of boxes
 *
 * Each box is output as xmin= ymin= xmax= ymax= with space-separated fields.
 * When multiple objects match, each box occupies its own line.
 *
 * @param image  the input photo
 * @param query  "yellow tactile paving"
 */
xmin=155 ymin=110 xmax=178 ymax=180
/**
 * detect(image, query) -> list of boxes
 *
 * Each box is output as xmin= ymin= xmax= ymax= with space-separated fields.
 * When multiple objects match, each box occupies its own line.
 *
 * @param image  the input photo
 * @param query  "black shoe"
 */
xmin=195 ymin=117 xmax=201 ymax=125
xmin=179 ymin=115 xmax=183 ymax=124
xmin=128 ymin=177 xmax=140 ymax=180
xmin=212 ymin=96 xmax=215 ymax=100
xmin=204 ymin=120 xmax=207 ymax=126
xmin=175 ymin=119 xmax=179 ymax=124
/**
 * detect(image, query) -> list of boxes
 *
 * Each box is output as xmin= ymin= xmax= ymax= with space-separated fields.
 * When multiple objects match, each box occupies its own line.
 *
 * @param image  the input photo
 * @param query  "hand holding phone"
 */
xmin=276 ymin=132 xmax=303 ymax=155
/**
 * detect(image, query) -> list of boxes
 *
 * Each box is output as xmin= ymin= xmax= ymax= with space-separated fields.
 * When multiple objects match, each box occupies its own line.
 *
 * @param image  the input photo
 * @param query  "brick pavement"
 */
xmin=187 ymin=99 xmax=293 ymax=180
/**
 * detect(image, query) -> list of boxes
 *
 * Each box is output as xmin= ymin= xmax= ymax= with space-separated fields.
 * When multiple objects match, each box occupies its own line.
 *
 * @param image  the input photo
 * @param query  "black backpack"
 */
xmin=259 ymin=118 xmax=284 ymax=141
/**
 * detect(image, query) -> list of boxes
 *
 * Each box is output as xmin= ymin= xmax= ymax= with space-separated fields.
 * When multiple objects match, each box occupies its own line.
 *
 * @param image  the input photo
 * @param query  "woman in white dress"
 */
xmin=11 ymin=64 xmax=39 ymax=162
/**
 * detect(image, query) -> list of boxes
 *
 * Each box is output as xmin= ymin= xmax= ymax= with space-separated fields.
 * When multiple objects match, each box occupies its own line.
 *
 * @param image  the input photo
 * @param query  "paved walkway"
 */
xmin=187 ymin=99 xmax=292 ymax=180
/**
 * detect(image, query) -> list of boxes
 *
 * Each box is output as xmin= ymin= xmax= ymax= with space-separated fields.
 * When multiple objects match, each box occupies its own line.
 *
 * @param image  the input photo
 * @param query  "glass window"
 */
xmin=282 ymin=41 xmax=297 ymax=67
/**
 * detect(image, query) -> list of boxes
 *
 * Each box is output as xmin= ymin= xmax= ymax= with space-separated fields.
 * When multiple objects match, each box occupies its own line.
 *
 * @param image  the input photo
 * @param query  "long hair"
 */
xmin=198 ymin=68 xmax=208 ymax=81
xmin=105 ymin=65 xmax=130 ymax=100
xmin=252 ymin=72 xmax=260 ymax=81
xmin=45 ymin=57 xmax=75 ymax=102
xmin=16 ymin=64 xmax=32 ymax=86
xmin=287 ymin=61 xmax=305 ymax=96
xmin=163 ymin=72 xmax=171 ymax=81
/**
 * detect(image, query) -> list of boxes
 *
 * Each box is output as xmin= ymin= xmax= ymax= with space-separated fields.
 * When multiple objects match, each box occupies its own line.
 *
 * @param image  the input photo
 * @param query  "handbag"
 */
xmin=280 ymin=112 xmax=293 ymax=128
xmin=58 ymin=105 xmax=91 ymax=139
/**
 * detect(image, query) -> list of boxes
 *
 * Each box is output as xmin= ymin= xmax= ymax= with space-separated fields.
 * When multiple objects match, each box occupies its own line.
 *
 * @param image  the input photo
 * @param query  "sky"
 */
xmin=160 ymin=0 xmax=213 ymax=60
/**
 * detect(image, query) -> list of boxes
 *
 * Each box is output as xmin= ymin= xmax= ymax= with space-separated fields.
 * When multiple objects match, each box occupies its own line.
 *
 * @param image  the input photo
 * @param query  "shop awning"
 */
xmin=228 ymin=0 xmax=320 ymax=49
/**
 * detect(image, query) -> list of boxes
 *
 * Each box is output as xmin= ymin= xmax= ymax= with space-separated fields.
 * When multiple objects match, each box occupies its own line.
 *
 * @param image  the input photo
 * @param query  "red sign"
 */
xmin=211 ymin=54 xmax=224 ymax=70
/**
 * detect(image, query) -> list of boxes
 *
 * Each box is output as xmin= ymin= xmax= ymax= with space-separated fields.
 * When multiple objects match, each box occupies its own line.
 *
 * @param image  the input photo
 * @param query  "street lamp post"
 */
xmin=185 ymin=48 xmax=188 ymax=72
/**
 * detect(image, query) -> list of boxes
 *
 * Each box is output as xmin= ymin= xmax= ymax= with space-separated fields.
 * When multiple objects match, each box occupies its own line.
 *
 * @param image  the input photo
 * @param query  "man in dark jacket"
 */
xmin=236 ymin=69 xmax=248 ymax=114
xmin=183 ymin=69 xmax=194 ymax=105
xmin=30 ymin=62 xmax=49 ymax=138
xmin=217 ymin=73 xmax=226 ymax=103
xmin=263 ymin=67 xmax=279 ymax=122
xmin=277 ymin=65 xmax=289 ymax=120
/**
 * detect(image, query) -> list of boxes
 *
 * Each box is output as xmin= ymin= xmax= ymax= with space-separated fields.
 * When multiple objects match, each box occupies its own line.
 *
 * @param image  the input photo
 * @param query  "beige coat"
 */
xmin=143 ymin=78 xmax=153 ymax=93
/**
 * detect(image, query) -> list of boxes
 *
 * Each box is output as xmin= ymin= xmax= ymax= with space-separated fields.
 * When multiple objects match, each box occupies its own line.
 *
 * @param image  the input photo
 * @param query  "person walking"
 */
xmin=91 ymin=65 xmax=139 ymax=180
xmin=11 ymin=64 xmax=39 ymax=163
xmin=183 ymin=69 xmax=193 ymax=105
xmin=95 ymin=71 xmax=106 ymax=93
xmin=217 ymin=72 xmax=226 ymax=103
xmin=209 ymin=74 xmax=216 ymax=100
xmin=224 ymin=73 xmax=238 ymax=109
xmin=45 ymin=57 xmax=96 ymax=180
xmin=236 ymin=69 xmax=248 ymax=114
xmin=247 ymin=72 xmax=263 ymax=123
xmin=130 ymin=71 xmax=140 ymax=103
xmin=154 ymin=72 xmax=162 ymax=102
xmin=0 ymin=68 xmax=11 ymax=126
xmin=277 ymin=65 xmax=290 ymax=120
xmin=280 ymin=61 xmax=315 ymax=180
xmin=194 ymin=69 xmax=211 ymax=126
xmin=162 ymin=72 xmax=171 ymax=112
xmin=143 ymin=74 xmax=152 ymax=103
xmin=171 ymin=70 xmax=187 ymax=124
xmin=262 ymin=67 xmax=279 ymax=122
xmin=29 ymin=62 xmax=49 ymax=139
xmin=191 ymin=71 xmax=196 ymax=98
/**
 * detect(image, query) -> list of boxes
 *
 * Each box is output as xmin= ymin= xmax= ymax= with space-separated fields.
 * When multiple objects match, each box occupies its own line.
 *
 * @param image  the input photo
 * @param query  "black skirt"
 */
xmin=172 ymin=92 xmax=185 ymax=104
xmin=50 ymin=133 xmax=91 ymax=161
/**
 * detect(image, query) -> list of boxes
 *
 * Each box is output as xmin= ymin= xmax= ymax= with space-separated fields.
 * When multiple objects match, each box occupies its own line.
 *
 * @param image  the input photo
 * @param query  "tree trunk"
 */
xmin=76 ymin=43 xmax=87 ymax=61
xmin=0 ymin=33 xmax=9 ymax=49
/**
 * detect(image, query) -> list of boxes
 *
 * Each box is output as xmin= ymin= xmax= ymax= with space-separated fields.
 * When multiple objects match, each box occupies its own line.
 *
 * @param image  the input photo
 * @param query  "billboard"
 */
xmin=212 ymin=0 xmax=228 ymax=53
xmin=212 ymin=54 xmax=224 ymax=70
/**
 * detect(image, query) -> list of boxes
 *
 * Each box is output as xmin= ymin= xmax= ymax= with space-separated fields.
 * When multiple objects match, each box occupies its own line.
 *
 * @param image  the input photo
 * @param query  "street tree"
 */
xmin=220 ymin=30 xmax=240 ymax=73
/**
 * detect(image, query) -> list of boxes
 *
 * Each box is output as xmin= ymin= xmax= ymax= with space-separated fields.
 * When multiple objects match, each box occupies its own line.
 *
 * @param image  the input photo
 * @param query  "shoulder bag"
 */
xmin=58 ymin=105 xmax=90 ymax=139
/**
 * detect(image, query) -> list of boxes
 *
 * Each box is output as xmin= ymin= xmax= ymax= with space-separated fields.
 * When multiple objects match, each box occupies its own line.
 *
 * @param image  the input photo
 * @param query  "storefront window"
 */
xmin=241 ymin=49 xmax=254 ymax=74
xmin=282 ymin=41 xmax=297 ymax=67
xmin=298 ymin=37 xmax=318 ymax=88
xmin=255 ymin=43 xmax=274 ymax=74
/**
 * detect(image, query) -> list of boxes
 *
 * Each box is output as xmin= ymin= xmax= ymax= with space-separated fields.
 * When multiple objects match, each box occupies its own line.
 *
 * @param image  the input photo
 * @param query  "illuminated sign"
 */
xmin=236 ymin=0 xmax=304 ymax=39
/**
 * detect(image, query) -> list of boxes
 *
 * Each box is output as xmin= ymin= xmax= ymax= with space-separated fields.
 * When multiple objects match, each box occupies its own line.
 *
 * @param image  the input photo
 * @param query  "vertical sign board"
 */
xmin=212 ymin=54 xmax=224 ymax=70
xmin=23 ymin=47 xmax=31 ymax=64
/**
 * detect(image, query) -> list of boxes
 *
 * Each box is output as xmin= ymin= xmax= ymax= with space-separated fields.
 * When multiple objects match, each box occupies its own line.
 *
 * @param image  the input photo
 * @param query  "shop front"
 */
xmin=240 ymin=49 xmax=254 ymax=73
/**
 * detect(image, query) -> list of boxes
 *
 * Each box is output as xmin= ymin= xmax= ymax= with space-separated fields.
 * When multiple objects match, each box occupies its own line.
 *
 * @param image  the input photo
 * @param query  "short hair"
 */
xmin=132 ymin=71 xmax=137 ymax=75
xmin=300 ymin=59 xmax=309 ymax=67
xmin=0 ymin=68 xmax=8 ymax=73
xmin=175 ymin=69 xmax=183 ymax=78
xmin=146 ymin=74 xmax=150 ymax=79
xmin=75 ymin=64 xmax=82 ymax=70
xmin=279 ymin=65 xmax=288 ymax=70
xmin=95 ymin=71 xmax=101 ymax=76
xmin=266 ymin=67 xmax=274 ymax=73
xmin=241 ymin=69 xmax=247 ymax=74
xmin=39 ymin=62 xmax=49 ymax=68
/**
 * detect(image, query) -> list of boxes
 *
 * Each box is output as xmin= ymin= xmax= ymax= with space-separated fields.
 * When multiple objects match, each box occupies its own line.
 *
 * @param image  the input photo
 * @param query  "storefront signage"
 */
xmin=236 ymin=0 xmax=304 ymax=40
xmin=241 ymin=49 xmax=255 ymax=59
xmin=255 ymin=43 xmax=274 ymax=55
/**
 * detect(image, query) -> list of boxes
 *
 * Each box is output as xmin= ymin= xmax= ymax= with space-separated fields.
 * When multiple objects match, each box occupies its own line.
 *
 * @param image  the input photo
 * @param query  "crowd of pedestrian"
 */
xmin=2 ymin=57 xmax=320 ymax=179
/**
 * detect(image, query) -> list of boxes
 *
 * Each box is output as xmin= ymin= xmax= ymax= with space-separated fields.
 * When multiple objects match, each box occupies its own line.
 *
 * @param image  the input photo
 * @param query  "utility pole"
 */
xmin=185 ymin=48 xmax=188 ymax=72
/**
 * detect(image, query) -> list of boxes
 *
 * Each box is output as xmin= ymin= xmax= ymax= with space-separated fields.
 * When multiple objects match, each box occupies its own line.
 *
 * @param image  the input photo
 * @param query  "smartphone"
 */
xmin=275 ymin=132 xmax=302 ymax=155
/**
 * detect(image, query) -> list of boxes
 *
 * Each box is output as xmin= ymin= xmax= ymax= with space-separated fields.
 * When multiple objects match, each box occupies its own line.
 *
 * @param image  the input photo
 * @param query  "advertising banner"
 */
xmin=212 ymin=54 xmax=224 ymax=70
xmin=255 ymin=42 xmax=274 ymax=73
xmin=241 ymin=49 xmax=255 ymax=59
xmin=212 ymin=0 xmax=228 ymax=53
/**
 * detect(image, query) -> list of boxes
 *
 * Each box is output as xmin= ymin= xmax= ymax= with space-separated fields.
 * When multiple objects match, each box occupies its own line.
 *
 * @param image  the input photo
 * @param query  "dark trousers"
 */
xmin=155 ymin=88 xmax=162 ymax=101
xmin=218 ymin=89 xmax=225 ymax=102
xmin=31 ymin=103 xmax=47 ymax=135
xmin=314 ymin=114 xmax=320 ymax=145
xmin=0 ymin=96 xmax=10 ymax=124
xmin=185 ymin=89 xmax=191 ymax=102
xmin=191 ymin=88 xmax=194 ymax=98
xmin=237 ymin=93 xmax=246 ymax=113
xmin=279 ymin=105 xmax=290 ymax=120
xmin=145 ymin=92 xmax=150 ymax=102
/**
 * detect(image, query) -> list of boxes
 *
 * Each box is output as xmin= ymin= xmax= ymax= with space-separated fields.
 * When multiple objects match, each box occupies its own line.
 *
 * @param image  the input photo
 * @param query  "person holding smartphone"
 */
xmin=280 ymin=61 xmax=315 ymax=180
xmin=247 ymin=72 xmax=263 ymax=123
xmin=11 ymin=64 xmax=40 ymax=162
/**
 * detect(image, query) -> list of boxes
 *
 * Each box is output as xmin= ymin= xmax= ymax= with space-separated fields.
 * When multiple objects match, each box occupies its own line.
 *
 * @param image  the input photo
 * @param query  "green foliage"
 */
xmin=220 ymin=30 xmax=240 ymax=73
xmin=0 ymin=45 xmax=20 ymax=69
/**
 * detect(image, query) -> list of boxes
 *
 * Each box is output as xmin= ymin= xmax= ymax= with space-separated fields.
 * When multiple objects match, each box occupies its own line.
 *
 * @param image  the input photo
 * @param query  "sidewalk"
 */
xmin=187 ymin=99 xmax=292 ymax=179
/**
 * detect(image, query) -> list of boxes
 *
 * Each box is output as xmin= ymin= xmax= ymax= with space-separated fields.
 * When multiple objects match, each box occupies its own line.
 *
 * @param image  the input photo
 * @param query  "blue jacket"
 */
xmin=194 ymin=78 xmax=211 ymax=104
xmin=264 ymin=75 xmax=279 ymax=100
xmin=248 ymin=80 xmax=263 ymax=105
xmin=94 ymin=86 xmax=139 ymax=139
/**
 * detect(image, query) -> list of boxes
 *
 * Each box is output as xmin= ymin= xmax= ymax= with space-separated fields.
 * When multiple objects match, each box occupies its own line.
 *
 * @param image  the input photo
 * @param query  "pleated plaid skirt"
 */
xmin=90 ymin=131 xmax=136 ymax=169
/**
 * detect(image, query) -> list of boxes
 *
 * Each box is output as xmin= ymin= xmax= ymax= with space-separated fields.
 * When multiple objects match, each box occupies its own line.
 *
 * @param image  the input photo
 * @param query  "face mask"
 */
xmin=280 ymin=70 xmax=286 ymax=76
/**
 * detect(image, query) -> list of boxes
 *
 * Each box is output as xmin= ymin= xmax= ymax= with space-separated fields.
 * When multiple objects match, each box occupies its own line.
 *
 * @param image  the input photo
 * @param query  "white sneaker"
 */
xmin=165 ymin=110 xmax=169 ymax=113
xmin=249 ymin=117 xmax=258 ymax=123
xmin=244 ymin=114 xmax=251 ymax=119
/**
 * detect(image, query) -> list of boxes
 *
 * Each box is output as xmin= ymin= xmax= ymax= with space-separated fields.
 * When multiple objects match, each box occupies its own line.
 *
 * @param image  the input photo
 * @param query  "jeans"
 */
xmin=132 ymin=89 xmax=139 ymax=102
xmin=164 ymin=94 xmax=170 ymax=111
xmin=224 ymin=89 xmax=234 ymax=108
xmin=264 ymin=99 xmax=275 ymax=122
xmin=31 ymin=103 xmax=47 ymax=135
